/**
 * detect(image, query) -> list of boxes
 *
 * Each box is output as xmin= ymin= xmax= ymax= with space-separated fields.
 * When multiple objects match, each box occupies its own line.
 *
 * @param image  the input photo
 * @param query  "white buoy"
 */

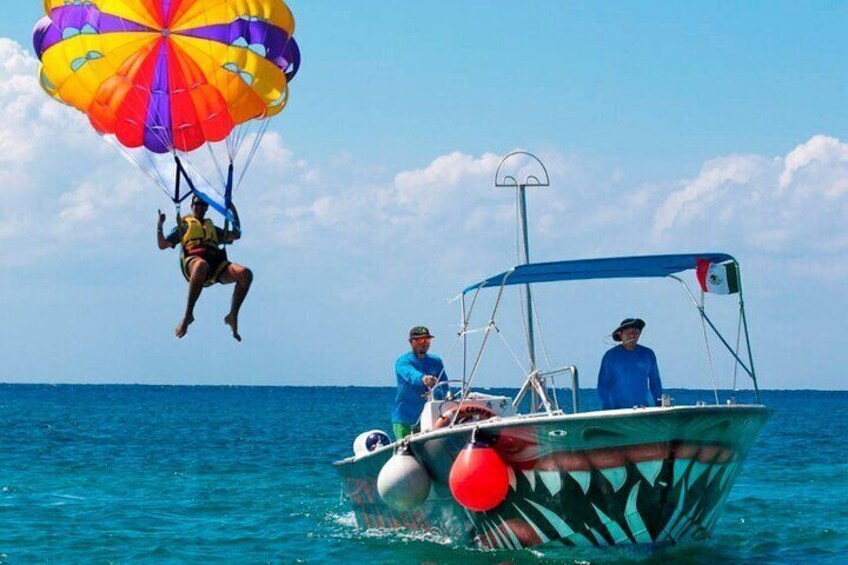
xmin=377 ymin=449 xmax=431 ymax=511
xmin=353 ymin=430 xmax=391 ymax=456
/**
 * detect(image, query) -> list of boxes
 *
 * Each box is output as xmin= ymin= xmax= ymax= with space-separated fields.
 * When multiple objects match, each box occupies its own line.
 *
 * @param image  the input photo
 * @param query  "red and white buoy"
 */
xmin=449 ymin=438 xmax=509 ymax=512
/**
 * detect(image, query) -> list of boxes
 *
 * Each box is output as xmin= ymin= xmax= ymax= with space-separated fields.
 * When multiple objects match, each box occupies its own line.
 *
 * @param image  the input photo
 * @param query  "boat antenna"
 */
xmin=495 ymin=151 xmax=549 ymax=410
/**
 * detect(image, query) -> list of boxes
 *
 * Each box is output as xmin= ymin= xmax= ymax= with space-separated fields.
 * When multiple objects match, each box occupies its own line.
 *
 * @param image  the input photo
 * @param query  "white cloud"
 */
xmin=395 ymin=151 xmax=500 ymax=191
xmin=653 ymin=154 xmax=768 ymax=236
xmin=391 ymin=151 xmax=502 ymax=218
xmin=651 ymin=136 xmax=848 ymax=263
xmin=57 ymin=175 xmax=146 ymax=230
xmin=780 ymin=134 xmax=848 ymax=192
xmin=0 ymin=38 xmax=37 ymax=76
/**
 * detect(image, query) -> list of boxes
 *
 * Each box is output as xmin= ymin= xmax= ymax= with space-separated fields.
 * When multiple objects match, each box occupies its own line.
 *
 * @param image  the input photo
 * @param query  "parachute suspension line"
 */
xmin=205 ymin=142 xmax=228 ymax=191
xmin=228 ymin=115 xmax=267 ymax=168
xmin=183 ymin=157 xmax=220 ymax=196
xmin=106 ymin=138 xmax=171 ymax=198
xmin=140 ymin=150 xmax=171 ymax=192
xmin=229 ymin=117 xmax=253 ymax=159
xmin=236 ymin=119 xmax=271 ymax=191
xmin=226 ymin=126 xmax=239 ymax=160
xmin=697 ymin=291 xmax=721 ymax=405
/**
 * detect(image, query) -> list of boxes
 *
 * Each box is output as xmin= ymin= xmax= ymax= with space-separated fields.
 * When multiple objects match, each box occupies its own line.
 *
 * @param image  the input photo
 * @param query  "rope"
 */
xmin=436 ymin=330 xmax=463 ymax=392
xmin=532 ymin=292 xmax=554 ymax=371
xmin=495 ymin=327 xmax=531 ymax=375
xmin=107 ymin=140 xmax=171 ymax=199
xmin=236 ymin=119 xmax=272 ymax=191
xmin=204 ymin=142 xmax=227 ymax=190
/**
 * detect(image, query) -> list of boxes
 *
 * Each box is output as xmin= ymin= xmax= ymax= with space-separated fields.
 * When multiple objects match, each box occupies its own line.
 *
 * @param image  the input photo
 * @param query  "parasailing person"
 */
xmin=33 ymin=0 xmax=301 ymax=338
xmin=157 ymin=195 xmax=251 ymax=341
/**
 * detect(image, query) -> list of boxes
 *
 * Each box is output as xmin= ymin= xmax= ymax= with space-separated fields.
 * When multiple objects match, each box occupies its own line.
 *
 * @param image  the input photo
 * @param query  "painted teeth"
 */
xmin=513 ymin=454 xmax=731 ymax=503
xmin=636 ymin=460 xmax=663 ymax=486
xmin=538 ymin=470 xmax=562 ymax=496
xmin=476 ymin=453 xmax=743 ymax=549
xmin=600 ymin=467 xmax=627 ymax=492
xmin=569 ymin=470 xmax=592 ymax=494
xmin=688 ymin=461 xmax=709 ymax=484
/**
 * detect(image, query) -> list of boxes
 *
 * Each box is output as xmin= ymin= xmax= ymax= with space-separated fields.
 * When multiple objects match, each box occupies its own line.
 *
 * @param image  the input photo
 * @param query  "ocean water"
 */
xmin=0 ymin=385 xmax=845 ymax=564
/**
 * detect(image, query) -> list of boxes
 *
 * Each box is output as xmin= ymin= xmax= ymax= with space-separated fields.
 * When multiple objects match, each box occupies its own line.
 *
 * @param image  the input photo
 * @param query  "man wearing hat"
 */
xmin=597 ymin=318 xmax=664 ymax=410
xmin=391 ymin=326 xmax=448 ymax=440
xmin=157 ymin=195 xmax=252 ymax=341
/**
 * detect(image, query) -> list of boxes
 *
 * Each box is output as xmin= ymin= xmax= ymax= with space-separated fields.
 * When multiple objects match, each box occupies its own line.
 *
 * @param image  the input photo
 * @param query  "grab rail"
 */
xmin=538 ymin=365 xmax=580 ymax=414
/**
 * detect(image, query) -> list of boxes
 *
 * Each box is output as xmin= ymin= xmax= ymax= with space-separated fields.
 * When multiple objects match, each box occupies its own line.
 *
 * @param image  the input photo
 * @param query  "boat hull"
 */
xmin=334 ymin=405 xmax=771 ymax=549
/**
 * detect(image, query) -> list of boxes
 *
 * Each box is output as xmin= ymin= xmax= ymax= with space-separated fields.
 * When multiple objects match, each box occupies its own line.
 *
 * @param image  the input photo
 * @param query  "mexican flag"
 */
xmin=696 ymin=259 xmax=740 ymax=294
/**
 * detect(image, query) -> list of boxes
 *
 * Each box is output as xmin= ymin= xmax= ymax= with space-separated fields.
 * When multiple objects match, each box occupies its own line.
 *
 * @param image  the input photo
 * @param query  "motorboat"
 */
xmin=333 ymin=154 xmax=771 ymax=549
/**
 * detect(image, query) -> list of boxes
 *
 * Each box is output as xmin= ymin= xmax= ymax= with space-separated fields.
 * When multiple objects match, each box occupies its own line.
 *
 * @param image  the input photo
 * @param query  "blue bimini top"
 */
xmin=462 ymin=253 xmax=735 ymax=294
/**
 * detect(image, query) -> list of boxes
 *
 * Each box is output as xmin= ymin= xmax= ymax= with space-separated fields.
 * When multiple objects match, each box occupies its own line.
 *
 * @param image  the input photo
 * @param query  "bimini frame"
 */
xmin=454 ymin=253 xmax=762 ymax=423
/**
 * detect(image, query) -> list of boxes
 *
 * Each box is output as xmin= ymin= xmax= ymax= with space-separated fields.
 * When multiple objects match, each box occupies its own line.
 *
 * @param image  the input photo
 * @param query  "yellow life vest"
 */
xmin=180 ymin=216 xmax=219 ymax=253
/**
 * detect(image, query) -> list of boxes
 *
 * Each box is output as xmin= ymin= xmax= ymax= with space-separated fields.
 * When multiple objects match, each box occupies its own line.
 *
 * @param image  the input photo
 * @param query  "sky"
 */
xmin=1 ymin=2 xmax=846 ymax=390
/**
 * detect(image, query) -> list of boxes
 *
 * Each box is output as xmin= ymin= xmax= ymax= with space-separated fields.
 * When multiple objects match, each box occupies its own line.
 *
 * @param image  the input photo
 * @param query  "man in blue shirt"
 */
xmin=597 ymin=318 xmax=664 ymax=410
xmin=392 ymin=326 xmax=447 ymax=440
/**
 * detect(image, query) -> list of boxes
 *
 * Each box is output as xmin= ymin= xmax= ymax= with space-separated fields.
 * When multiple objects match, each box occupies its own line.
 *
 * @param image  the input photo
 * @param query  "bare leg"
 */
xmin=220 ymin=263 xmax=252 ymax=342
xmin=177 ymin=258 xmax=209 ymax=338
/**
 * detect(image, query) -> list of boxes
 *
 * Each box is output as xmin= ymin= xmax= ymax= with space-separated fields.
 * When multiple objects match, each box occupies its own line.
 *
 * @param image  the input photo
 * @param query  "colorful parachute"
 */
xmin=33 ymin=0 xmax=301 ymax=222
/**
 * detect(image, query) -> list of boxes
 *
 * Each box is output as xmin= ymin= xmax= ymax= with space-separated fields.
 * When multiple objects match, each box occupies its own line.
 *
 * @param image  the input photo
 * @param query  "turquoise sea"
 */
xmin=1 ymin=385 xmax=845 ymax=564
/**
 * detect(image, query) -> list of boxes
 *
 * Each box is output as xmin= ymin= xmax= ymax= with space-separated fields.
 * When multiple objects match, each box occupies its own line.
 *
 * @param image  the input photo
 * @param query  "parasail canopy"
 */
xmin=33 ymin=0 xmax=300 ymax=155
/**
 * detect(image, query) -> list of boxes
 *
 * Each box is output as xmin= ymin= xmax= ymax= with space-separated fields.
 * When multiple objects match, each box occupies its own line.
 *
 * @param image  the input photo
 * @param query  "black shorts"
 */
xmin=181 ymin=248 xmax=230 ymax=286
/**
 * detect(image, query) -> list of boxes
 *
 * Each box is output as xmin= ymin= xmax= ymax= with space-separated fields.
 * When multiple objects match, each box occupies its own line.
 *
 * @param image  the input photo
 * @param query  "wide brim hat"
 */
xmin=612 ymin=318 xmax=645 ymax=341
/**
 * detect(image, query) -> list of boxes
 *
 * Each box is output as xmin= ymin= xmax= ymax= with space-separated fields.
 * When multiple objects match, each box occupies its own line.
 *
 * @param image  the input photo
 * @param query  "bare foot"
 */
xmin=175 ymin=314 xmax=194 ymax=338
xmin=224 ymin=313 xmax=241 ymax=342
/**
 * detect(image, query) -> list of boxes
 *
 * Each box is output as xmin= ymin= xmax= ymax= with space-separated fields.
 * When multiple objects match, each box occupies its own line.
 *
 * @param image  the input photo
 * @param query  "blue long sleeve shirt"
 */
xmin=392 ymin=352 xmax=447 ymax=424
xmin=597 ymin=344 xmax=663 ymax=410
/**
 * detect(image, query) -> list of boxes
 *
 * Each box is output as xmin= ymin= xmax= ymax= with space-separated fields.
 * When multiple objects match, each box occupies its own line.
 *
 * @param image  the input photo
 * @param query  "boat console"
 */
xmin=419 ymin=392 xmax=517 ymax=433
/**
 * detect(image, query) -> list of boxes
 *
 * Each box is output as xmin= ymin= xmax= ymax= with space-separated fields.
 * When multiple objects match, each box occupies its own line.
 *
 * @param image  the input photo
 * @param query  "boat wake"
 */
xmin=327 ymin=510 xmax=456 ymax=546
